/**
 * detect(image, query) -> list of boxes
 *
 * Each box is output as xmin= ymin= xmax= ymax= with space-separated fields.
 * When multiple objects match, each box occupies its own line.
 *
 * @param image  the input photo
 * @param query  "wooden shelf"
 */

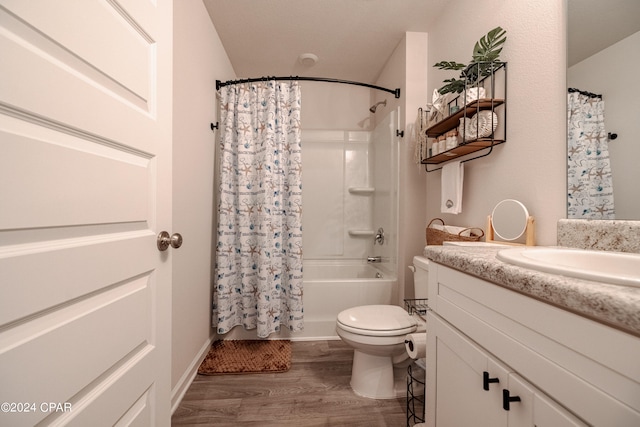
xmin=425 ymin=98 xmax=505 ymax=137
xmin=421 ymin=62 xmax=506 ymax=171
xmin=422 ymin=138 xmax=505 ymax=165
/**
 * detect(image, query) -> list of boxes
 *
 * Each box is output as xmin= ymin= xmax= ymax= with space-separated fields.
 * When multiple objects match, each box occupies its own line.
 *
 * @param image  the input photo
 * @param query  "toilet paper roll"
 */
xmin=405 ymin=333 xmax=427 ymax=359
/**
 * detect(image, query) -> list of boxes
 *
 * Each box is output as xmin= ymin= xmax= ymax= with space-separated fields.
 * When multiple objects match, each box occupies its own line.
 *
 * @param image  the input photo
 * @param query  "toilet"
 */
xmin=336 ymin=255 xmax=429 ymax=399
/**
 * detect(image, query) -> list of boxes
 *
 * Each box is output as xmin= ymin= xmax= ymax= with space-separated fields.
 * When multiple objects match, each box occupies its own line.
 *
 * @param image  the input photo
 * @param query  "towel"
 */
xmin=412 ymin=109 xmax=428 ymax=163
xmin=441 ymin=161 xmax=464 ymax=214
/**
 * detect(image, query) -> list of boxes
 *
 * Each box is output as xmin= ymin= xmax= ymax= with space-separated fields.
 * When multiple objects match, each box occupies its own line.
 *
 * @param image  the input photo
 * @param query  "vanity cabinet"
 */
xmin=426 ymin=263 xmax=640 ymax=427
xmin=430 ymin=314 xmax=586 ymax=427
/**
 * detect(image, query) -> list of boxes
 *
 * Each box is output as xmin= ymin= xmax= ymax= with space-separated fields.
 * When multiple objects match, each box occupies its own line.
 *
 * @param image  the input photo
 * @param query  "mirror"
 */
xmin=491 ymin=199 xmax=529 ymax=241
xmin=567 ymin=0 xmax=640 ymax=220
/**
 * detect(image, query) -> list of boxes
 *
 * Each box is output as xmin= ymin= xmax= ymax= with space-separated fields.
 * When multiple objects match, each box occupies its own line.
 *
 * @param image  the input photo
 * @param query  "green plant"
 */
xmin=434 ymin=26 xmax=507 ymax=95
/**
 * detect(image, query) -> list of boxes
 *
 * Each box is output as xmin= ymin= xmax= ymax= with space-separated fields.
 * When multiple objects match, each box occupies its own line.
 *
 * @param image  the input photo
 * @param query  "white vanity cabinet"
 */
xmin=430 ymin=314 xmax=586 ymax=426
xmin=426 ymin=262 xmax=640 ymax=427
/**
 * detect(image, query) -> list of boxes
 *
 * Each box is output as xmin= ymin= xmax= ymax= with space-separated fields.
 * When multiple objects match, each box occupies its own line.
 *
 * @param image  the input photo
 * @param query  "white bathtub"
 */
xmin=299 ymin=260 xmax=398 ymax=340
xmin=220 ymin=260 xmax=398 ymax=341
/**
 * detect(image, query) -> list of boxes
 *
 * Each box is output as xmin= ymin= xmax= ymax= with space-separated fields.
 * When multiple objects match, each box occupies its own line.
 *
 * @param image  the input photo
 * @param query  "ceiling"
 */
xmin=203 ymin=0 xmax=447 ymax=84
xmin=568 ymin=0 xmax=640 ymax=66
xmin=203 ymin=0 xmax=640 ymax=82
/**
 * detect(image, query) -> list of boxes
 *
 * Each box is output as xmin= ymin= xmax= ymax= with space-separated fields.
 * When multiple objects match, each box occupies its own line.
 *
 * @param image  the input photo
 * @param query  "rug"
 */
xmin=197 ymin=340 xmax=292 ymax=375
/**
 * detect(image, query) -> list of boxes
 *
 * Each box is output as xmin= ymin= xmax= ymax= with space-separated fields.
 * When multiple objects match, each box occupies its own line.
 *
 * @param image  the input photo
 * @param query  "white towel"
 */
xmin=441 ymin=161 xmax=464 ymax=214
xmin=412 ymin=109 xmax=428 ymax=164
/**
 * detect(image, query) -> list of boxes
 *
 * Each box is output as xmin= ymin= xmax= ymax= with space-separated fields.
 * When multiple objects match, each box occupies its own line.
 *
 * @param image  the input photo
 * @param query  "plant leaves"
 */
xmin=439 ymin=78 xmax=465 ymax=94
xmin=472 ymin=26 xmax=507 ymax=63
xmin=434 ymin=61 xmax=467 ymax=70
xmin=434 ymin=26 xmax=506 ymax=94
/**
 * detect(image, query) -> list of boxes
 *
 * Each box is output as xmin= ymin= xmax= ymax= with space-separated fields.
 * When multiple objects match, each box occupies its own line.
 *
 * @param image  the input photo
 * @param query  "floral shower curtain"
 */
xmin=567 ymin=89 xmax=615 ymax=219
xmin=214 ymin=80 xmax=303 ymax=338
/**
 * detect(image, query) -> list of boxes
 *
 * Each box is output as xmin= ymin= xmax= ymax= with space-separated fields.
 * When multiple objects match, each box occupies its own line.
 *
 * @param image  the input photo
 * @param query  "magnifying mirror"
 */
xmin=491 ymin=199 xmax=529 ymax=241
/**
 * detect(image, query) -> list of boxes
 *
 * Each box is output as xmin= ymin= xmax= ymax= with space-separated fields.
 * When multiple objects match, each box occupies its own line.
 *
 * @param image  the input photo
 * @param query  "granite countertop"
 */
xmin=423 ymin=245 xmax=640 ymax=337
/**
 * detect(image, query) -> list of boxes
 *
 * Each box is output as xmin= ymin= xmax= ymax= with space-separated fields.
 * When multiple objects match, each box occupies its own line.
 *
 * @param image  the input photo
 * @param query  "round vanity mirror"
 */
xmin=491 ymin=199 xmax=529 ymax=241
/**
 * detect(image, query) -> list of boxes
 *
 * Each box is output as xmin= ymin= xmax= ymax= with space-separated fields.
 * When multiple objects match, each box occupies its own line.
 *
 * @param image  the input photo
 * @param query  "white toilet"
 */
xmin=336 ymin=255 xmax=429 ymax=399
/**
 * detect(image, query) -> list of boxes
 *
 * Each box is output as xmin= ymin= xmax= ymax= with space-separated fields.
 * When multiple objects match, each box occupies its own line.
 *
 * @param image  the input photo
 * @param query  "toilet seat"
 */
xmin=337 ymin=305 xmax=417 ymax=337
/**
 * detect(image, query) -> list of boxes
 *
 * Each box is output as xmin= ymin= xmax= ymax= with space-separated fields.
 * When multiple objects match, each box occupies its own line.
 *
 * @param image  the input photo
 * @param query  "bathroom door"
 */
xmin=0 ymin=1 xmax=172 ymax=426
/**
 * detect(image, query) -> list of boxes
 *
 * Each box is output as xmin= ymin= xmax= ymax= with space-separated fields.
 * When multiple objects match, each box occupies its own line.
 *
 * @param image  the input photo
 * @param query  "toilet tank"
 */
xmin=412 ymin=256 xmax=430 ymax=299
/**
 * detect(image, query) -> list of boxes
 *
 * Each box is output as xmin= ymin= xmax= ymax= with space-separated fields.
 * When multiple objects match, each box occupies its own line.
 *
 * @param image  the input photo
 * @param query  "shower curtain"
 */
xmin=567 ymin=89 xmax=615 ymax=219
xmin=214 ymin=80 xmax=304 ymax=338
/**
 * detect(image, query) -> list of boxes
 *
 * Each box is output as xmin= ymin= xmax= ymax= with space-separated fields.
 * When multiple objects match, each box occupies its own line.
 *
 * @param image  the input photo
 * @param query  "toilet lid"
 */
xmin=337 ymin=305 xmax=417 ymax=336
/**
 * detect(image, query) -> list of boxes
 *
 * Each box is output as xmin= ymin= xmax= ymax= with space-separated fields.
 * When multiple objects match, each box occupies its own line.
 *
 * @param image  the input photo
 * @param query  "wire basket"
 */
xmin=426 ymin=218 xmax=484 ymax=245
xmin=404 ymin=299 xmax=429 ymax=316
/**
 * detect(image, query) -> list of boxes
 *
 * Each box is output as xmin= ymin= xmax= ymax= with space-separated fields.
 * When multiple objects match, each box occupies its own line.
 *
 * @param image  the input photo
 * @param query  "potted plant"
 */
xmin=434 ymin=26 xmax=507 ymax=97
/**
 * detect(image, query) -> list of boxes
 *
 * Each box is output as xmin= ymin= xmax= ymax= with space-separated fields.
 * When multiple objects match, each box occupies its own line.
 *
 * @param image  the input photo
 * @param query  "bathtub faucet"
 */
xmin=374 ymin=227 xmax=385 ymax=245
xmin=367 ymin=256 xmax=382 ymax=263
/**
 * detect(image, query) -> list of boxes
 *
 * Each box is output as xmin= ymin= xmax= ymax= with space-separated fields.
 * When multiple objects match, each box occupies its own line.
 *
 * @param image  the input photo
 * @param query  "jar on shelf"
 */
xmin=446 ymin=130 xmax=458 ymax=150
xmin=431 ymin=139 xmax=439 ymax=156
xmin=438 ymin=135 xmax=446 ymax=153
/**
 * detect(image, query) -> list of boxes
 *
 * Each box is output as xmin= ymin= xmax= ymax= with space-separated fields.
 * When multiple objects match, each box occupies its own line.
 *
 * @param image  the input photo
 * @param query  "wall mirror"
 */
xmin=490 ymin=199 xmax=529 ymax=241
xmin=567 ymin=0 xmax=640 ymax=220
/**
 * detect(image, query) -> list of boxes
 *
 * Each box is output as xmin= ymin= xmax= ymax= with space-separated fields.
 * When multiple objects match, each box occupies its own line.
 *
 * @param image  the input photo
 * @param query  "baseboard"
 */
xmin=170 ymin=335 xmax=214 ymax=415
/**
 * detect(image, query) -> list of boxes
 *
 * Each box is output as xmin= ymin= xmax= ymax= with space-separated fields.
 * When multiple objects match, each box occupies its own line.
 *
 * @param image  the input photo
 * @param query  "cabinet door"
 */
xmin=431 ymin=315 xmax=509 ymax=427
xmin=508 ymin=374 xmax=587 ymax=427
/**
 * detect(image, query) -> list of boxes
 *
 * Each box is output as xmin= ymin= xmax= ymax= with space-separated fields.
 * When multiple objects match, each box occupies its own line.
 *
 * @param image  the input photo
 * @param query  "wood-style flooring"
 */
xmin=171 ymin=340 xmax=412 ymax=426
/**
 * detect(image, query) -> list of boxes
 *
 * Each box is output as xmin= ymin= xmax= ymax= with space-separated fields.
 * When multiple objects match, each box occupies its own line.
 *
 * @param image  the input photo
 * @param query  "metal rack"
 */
xmin=407 ymin=360 xmax=426 ymax=426
xmin=404 ymin=298 xmax=428 ymax=425
xmin=404 ymin=298 xmax=429 ymax=316
xmin=422 ymin=62 xmax=507 ymax=172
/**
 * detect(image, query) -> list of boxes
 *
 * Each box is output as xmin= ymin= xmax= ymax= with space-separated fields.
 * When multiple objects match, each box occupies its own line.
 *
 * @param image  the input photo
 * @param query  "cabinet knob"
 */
xmin=502 ymin=389 xmax=521 ymax=411
xmin=483 ymin=371 xmax=500 ymax=391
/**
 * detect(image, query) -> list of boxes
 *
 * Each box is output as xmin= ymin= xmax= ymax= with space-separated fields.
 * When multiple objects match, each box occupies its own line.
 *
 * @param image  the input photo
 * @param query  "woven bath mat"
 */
xmin=197 ymin=340 xmax=292 ymax=375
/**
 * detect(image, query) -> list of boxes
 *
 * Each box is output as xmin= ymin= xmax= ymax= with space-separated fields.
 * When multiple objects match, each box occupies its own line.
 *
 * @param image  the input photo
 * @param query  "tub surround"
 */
xmin=557 ymin=219 xmax=640 ymax=253
xmin=423 ymin=245 xmax=640 ymax=337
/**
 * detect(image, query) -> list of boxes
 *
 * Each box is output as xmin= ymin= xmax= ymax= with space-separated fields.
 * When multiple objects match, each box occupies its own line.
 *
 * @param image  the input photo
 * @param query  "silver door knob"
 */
xmin=157 ymin=231 xmax=183 ymax=251
xmin=170 ymin=232 xmax=183 ymax=249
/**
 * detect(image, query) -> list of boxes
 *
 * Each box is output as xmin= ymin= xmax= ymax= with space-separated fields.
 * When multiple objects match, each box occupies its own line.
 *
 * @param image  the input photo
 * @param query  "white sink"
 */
xmin=443 ymin=241 xmax=511 ymax=247
xmin=496 ymin=247 xmax=640 ymax=287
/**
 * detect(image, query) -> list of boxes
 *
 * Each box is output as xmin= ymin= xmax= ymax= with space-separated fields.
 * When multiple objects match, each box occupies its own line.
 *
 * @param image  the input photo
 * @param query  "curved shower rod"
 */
xmin=216 ymin=76 xmax=401 ymax=98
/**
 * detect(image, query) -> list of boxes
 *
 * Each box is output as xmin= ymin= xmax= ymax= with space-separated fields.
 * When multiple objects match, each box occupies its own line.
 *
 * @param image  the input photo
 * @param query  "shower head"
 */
xmin=369 ymin=99 xmax=387 ymax=113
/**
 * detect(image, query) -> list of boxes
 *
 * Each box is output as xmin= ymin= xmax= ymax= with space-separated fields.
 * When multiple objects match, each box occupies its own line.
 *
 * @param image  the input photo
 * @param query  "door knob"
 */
xmin=170 ymin=232 xmax=183 ymax=249
xmin=157 ymin=231 xmax=183 ymax=251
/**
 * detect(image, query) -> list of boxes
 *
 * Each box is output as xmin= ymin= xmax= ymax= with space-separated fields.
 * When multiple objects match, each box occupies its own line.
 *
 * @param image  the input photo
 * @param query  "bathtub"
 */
xmin=298 ymin=260 xmax=398 ymax=340
xmin=219 ymin=260 xmax=398 ymax=341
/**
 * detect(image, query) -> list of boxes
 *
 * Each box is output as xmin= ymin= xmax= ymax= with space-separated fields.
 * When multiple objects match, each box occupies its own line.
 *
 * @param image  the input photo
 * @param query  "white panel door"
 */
xmin=0 ymin=1 xmax=172 ymax=426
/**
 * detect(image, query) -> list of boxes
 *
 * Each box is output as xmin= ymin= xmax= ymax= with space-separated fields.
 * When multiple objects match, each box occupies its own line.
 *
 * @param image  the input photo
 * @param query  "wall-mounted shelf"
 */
xmin=425 ymin=99 xmax=504 ymax=137
xmin=423 ymin=137 xmax=505 ymax=167
xmin=422 ymin=62 xmax=507 ymax=172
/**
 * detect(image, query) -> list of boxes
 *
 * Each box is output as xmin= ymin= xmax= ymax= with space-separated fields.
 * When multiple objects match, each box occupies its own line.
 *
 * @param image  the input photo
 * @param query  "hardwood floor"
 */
xmin=172 ymin=340 xmax=412 ymax=426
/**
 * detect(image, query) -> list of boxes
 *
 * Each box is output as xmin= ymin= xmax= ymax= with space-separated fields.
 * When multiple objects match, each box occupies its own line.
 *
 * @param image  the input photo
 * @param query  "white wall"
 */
xmin=425 ymin=1 xmax=567 ymax=246
xmin=376 ymin=32 xmax=429 ymax=300
xmin=568 ymin=31 xmax=640 ymax=220
xmin=300 ymin=81 xmax=373 ymax=130
xmin=171 ymin=0 xmax=235 ymax=410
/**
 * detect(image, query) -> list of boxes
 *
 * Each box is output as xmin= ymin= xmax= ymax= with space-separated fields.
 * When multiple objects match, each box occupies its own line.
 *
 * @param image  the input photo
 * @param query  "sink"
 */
xmin=496 ymin=247 xmax=640 ymax=287
xmin=443 ymin=241 xmax=512 ymax=247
